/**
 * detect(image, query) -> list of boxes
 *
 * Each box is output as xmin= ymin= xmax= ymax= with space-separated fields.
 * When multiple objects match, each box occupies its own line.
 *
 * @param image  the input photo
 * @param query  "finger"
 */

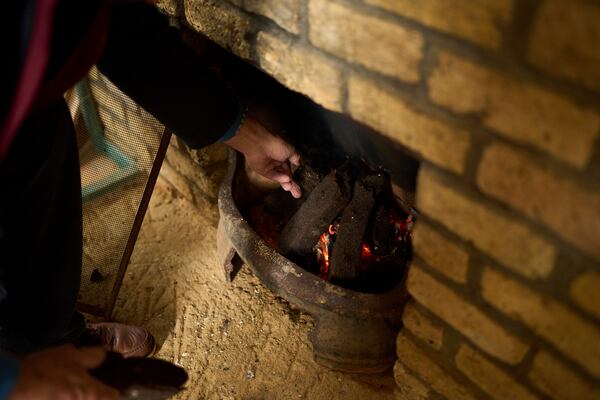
xmin=264 ymin=165 xmax=292 ymax=183
xmin=280 ymin=181 xmax=301 ymax=198
xmin=289 ymin=181 xmax=302 ymax=199
xmin=75 ymin=347 xmax=106 ymax=369
xmin=289 ymin=152 xmax=301 ymax=167
xmin=274 ymin=162 xmax=291 ymax=176
xmin=265 ymin=171 xmax=292 ymax=183
xmin=272 ymin=163 xmax=295 ymax=183
xmin=281 ymin=182 xmax=292 ymax=191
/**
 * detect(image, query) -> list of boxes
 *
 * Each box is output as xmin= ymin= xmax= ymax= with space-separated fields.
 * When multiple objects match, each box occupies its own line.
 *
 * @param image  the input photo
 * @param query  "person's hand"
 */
xmin=9 ymin=345 xmax=119 ymax=400
xmin=225 ymin=115 xmax=302 ymax=198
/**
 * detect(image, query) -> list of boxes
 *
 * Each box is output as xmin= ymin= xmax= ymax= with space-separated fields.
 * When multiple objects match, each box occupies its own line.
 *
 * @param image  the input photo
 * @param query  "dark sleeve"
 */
xmin=0 ymin=353 xmax=19 ymax=399
xmin=97 ymin=3 xmax=243 ymax=148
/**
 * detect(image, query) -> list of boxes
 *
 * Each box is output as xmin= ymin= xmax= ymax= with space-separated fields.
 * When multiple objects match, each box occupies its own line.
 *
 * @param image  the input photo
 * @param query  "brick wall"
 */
xmin=160 ymin=136 xmax=229 ymax=225
xmin=155 ymin=0 xmax=600 ymax=398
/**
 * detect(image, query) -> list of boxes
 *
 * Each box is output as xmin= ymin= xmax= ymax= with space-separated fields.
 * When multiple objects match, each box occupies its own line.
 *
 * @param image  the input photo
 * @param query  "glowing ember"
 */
xmin=390 ymin=211 xmax=412 ymax=242
xmin=315 ymin=212 xmax=413 ymax=281
xmin=361 ymin=242 xmax=372 ymax=258
xmin=328 ymin=224 xmax=337 ymax=235
xmin=360 ymin=242 xmax=380 ymax=263
xmin=318 ymin=224 xmax=336 ymax=279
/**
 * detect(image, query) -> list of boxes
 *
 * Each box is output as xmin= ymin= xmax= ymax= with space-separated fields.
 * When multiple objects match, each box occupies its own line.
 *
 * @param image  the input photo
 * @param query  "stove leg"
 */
xmin=217 ymin=217 xmax=242 ymax=283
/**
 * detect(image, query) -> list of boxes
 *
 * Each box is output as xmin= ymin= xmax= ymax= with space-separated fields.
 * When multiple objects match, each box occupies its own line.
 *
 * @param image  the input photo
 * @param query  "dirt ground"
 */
xmin=110 ymin=177 xmax=398 ymax=400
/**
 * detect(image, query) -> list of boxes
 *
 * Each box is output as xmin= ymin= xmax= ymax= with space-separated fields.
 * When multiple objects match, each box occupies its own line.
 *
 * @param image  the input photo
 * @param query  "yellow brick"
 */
xmin=570 ymin=271 xmax=600 ymax=319
xmin=417 ymin=167 xmax=556 ymax=280
xmin=529 ymin=0 xmax=600 ymax=92
xmin=184 ymin=0 xmax=253 ymax=59
xmin=402 ymin=301 xmax=444 ymax=350
xmin=407 ymin=264 xmax=528 ymax=364
xmin=393 ymin=361 xmax=430 ymax=400
xmin=164 ymin=145 xmax=223 ymax=198
xmin=529 ymin=351 xmax=600 ymax=400
xmin=456 ymin=344 xmax=539 ymax=400
xmin=396 ymin=333 xmax=477 ymax=400
xmin=428 ymin=52 xmax=599 ymax=169
xmin=348 ymin=75 xmax=470 ymax=174
xmin=256 ymin=32 xmax=343 ymax=112
xmin=413 ymin=222 xmax=469 ymax=284
xmin=188 ymin=143 xmax=229 ymax=166
xmin=481 ymin=268 xmax=600 ymax=378
xmin=309 ymin=0 xmax=423 ymax=82
xmin=477 ymin=143 xmax=600 ymax=262
xmin=155 ymin=0 xmax=178 ymax=15
xmin=366 ymin=0 xmax=512 ymax=50
xmin=229 ymin=0 xmax=300 ymax=34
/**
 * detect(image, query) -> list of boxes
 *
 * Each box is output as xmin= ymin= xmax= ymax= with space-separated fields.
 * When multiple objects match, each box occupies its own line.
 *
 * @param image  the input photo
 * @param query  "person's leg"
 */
xmin=0 ymin=98 xmax=155 ymax=358
xmin=0 ymin=99 xmax=85 ymax=353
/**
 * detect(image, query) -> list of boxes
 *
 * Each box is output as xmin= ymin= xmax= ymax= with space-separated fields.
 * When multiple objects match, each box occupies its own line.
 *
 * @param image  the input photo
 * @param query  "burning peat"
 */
xmin=246 ymin=159 xmax=413 ymax=294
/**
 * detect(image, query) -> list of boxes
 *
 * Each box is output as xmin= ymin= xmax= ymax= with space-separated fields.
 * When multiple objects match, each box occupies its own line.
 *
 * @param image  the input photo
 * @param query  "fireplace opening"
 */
xmin=209 ymin=42 xmax=420 ymax=295
xmin=203 ymin=33 xmax=420 ymax=372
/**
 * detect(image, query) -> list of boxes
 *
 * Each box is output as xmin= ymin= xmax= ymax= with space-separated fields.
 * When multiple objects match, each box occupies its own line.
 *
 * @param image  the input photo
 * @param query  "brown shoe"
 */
xmin=79 ymin=322 xmax=156 ymax=358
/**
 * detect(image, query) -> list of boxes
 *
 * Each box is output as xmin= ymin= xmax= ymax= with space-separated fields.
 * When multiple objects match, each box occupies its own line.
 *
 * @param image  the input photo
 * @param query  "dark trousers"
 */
xmin=0 ymin=100 xmax=85 ymax=354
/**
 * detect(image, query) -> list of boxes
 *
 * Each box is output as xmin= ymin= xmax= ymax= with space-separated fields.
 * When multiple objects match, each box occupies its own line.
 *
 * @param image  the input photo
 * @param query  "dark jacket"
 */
xmin=1 ymin=0 xmax=243 ymax=159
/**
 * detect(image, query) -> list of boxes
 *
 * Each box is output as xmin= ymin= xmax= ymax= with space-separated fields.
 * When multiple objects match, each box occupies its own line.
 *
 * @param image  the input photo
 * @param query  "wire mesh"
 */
xmin=65 ymin=66 xmax=166 ymax=317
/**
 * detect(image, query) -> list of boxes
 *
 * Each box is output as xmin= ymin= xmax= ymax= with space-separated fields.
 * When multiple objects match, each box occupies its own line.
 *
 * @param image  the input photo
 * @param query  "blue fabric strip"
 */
xmin=218 ymin=107 xmax=245 ymax=142
xmin=0 ymin=354 xmax=20 ymax=400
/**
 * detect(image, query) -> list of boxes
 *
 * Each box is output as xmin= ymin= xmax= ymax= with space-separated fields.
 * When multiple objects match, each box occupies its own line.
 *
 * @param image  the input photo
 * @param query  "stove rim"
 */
xmin=218 ymin=150 xmax=409 ymax=320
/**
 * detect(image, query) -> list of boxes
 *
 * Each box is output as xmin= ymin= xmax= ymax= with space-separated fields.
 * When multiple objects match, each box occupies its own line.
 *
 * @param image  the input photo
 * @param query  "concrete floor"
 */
xmin=111 ymin=177 xmax=398 ymax=400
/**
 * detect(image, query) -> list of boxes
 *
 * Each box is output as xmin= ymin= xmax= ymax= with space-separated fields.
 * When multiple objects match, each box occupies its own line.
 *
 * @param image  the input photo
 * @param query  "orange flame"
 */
xmin=361 ymin=242 xmax=373 ymax=259
xmin=319 ymin=224 xmax=335 ymax=279
xmin=318 ymin=216 xmax=412 ymax=279
xmin=361 ymin=242 xmax=381 ymax=264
